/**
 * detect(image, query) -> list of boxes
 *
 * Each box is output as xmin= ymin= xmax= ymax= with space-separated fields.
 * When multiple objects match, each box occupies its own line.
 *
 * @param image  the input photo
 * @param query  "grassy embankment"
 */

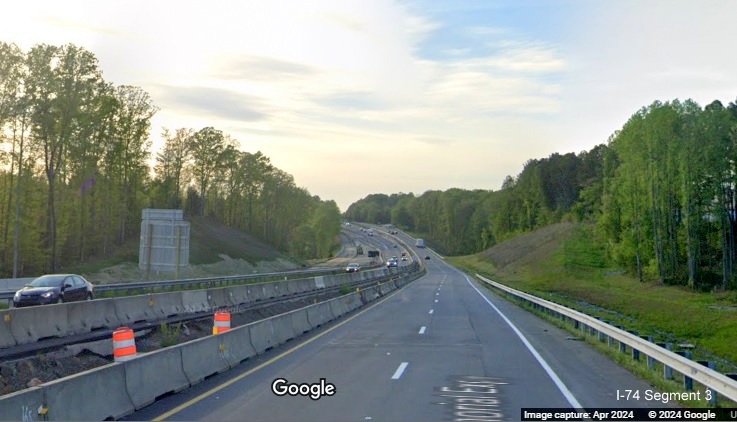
xmin=447 ymin=222 xmax=737 ymax=407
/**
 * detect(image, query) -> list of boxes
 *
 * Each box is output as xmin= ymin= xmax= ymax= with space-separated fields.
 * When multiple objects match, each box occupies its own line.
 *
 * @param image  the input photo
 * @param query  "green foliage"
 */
xmin=0 ymin=41 xmax=342 ymax=277
xmin=562 ymin=225 xmax=606 ymax=270
xmin=346 ymin=147 xmax=608 ymax=257
xmin=159 ymin=322 xmax=182 ymax=348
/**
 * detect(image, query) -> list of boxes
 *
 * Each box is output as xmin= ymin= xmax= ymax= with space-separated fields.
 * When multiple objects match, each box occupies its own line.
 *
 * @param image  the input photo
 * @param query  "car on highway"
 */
xmin=425 ymin=255 xmax=431 ymax=260
xmin=345 ymin=263 xmax=361 ymax=273
xmin=386 ymin=259 xmax=399 ymax=268
xmin=13 ymin=274 xmax=95 ymax=307
xmin=401 ymin=256 xmax=408 ymax=261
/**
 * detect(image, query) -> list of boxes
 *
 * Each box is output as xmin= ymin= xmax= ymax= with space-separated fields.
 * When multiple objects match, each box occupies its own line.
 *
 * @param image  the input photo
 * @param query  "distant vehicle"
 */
xmin=357 ymin=245 xmax=364 ymax=255
xmin=425 ymin=255 xmax=431 ymax=260
xmin=401 ymin=256 xmax=408 ymax=261
xmin=401 ymin=252 xmax=407 ymax=257
xmin=13 ymin=274 xmax=94 ymax=307
xmin=416 ymin=239 xmax=425 ymax=248
xmin=390 ymin=230 xmax=398 ymax=234
xmin=386 ymin=260 xmax=398 ymax=268
xmin=346 ymin=263 xmax=361 ymax=273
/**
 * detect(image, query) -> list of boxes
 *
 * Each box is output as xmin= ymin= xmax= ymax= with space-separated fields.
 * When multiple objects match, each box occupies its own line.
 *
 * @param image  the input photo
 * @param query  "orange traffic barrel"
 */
xmin=213 ymin=310 xmax=231 ymax=334
xmin=113 ymin=327 xmax=137 ymax=361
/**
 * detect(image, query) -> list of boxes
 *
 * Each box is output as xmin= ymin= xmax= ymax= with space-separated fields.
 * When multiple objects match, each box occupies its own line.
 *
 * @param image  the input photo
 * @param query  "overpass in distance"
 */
xmin=123 ymin=227 xmax=675 ymax=422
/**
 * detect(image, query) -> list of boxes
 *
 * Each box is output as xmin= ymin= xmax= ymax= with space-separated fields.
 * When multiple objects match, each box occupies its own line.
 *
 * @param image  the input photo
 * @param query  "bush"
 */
xmin=159 ymin=323 xmax=182 ymax=347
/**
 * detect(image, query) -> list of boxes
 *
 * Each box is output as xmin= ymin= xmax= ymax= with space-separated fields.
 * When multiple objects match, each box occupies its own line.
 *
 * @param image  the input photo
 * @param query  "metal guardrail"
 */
xmin=476 ymin=273 xmax=737 ymax=404
xmin=0 ymin=267 xmax=345 ymax=301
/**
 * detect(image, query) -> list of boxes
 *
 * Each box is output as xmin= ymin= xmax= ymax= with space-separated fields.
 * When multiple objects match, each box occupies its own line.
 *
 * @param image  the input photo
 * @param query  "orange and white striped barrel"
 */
xmin=213 ymin=310 xmax=231 ymax=334
xmin=113 ymin=327 xmax=137 ymax=361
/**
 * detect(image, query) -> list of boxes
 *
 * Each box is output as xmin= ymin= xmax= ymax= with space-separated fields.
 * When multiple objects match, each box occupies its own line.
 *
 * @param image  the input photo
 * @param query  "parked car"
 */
xmin=13 ymin=274 xmax=94 ymax=307
xmin=346 ymin=263 xmax=361 ymax=273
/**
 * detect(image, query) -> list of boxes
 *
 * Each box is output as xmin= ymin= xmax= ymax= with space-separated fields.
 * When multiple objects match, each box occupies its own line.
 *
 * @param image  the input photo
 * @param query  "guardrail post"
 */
xmin=658 ymin=343 xmax=674 ymax=380
xmin=602 ymin=321 xmax=613 ymax=347
xmin=675 ymin=351 xmax=693 ymax=390
xmin=698 ymin=361 xmax=717 ymax=406
xmin=642 ymin=336 xmax=655 ymax=369
xmin=628 ymin=331 xmax=639 ymax=361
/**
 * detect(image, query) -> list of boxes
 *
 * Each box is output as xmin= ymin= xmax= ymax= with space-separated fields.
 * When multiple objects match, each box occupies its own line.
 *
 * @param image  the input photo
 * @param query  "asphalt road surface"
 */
xmin=126 ymin=247 xmax=674 ymax=422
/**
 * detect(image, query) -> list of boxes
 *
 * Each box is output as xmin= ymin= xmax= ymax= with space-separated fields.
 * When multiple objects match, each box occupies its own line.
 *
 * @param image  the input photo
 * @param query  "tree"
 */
xmin=26 ymin=44 xmax=102 ymax=271
xmin=189 ymin=127 xmax=225 ymax=216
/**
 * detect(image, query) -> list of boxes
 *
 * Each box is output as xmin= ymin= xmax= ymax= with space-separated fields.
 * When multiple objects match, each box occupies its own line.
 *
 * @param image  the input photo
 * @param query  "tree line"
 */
xmin=345 ymin=98 xmax=737 ymax=290
xmin=0 ymin=42 xmax=340 ymax=277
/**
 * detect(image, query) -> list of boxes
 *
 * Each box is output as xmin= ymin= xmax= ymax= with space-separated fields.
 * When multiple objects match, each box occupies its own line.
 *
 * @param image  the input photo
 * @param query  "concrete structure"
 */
xmin=138 ymin=209 xmax=190 ymax=273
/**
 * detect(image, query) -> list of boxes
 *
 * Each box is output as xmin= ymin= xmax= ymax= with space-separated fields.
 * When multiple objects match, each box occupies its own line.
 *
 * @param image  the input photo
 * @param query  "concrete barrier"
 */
xmin=260 ymin=282 xmax=278 ymax=299
xmin=244 ymin=284 xmax=266 ymax=303
xmin=148 ymin=292 xmax=185 ymax=319
xmin=360 ymin=287 xmax=378 ymax=303
xmin=314 ymin=276 xmax=326 ymax=289
xmin=181 ymin=290 xmax=209 ymax=313
xmin=306 ymin=301 xmax=334 ymax=328
xmin=0 ymin=267 xmax=425 ymax=419
xmin=66 ymin=298 xmax=120 ymax=334
xmin=0 ymin=385 xmax=44 ymax=421
xmin=9 ymin=304 xmax=71 ymax=345
xmin=124 ymin=347 xmax=189 ymax=409
xmin=0 ymin=311 xmax=16 ymax=348
xmin=248 ymin=318 xmax=277 ymax=353
xmin=114 ymin=295 xmax=159 ymax=325
xmin=288 ymin=307 xmax=311 ymax=335
xmin=286 ymin=278 xmax=311 ymax=295
xmin=206 ymin=287 xmax=235 ymax=310
xmin=43 ymin=362 xmax=133 ymax=421
xmin=322 ymin=275 xmax=338 ymax=288
xmin=329 ymin=297 xmax=349 ymax=319
xmin=218 ymin=324 xmax=257 ymax=367
xmin=379 ymin=282 xmax=393 ymax=296
xmin=345 ymin=293 xmax=363 ymax=312
xmin=271 ymin=313 xmax=297 ymax=344
xmin=226 ymin=285 xmax=252 ymax=305
xmin=180 ymin=334 xmax=230 ymax=385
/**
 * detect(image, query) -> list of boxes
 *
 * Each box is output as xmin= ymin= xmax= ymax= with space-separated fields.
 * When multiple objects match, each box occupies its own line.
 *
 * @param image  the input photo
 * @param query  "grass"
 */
xmin=448 ymin=223 xmax=737 ymax=402
xmin=159 ymin=322 xmax=183 ymax=347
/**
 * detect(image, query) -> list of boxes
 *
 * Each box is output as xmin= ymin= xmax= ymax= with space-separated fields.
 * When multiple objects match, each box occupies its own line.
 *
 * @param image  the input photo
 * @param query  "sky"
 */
xmin=3 ymin=0 xmax=737 ymax=211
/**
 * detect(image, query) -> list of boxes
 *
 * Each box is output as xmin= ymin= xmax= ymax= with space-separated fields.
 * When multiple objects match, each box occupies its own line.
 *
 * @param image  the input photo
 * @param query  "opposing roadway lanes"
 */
xmin=130 ymin=249 xmax=673 ymax=422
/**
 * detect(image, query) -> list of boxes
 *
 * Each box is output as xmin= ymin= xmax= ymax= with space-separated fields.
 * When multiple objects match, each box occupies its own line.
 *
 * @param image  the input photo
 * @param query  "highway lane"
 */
xmin=126 ymin=246 xmax=674 ymax=421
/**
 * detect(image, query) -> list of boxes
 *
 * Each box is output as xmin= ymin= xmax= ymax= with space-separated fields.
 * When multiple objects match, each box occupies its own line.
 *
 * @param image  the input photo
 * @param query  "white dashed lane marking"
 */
xmin=391 ymin=362 xmax=409 ymax=380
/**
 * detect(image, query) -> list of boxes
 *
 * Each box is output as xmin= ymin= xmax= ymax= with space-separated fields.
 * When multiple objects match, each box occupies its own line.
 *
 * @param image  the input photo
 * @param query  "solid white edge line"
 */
xmin=392 ymin=362 xmax=409 ymax=379
xmin=419 ymin=326 xmax=426 ymax=334
xmin=457 ymin=270 xmax=584 ymax=409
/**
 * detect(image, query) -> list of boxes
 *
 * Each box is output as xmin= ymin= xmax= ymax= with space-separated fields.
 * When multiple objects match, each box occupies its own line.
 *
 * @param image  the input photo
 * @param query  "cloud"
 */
xmin=153 ymin=85 xmax=268 ymax=122
xmin=413 ymin=136 xmax=455 ymax=146
xmin=212 ymin=55 xmax=317 ymax=81
xmin=314 ymin=92 xmax=384 ymax=111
